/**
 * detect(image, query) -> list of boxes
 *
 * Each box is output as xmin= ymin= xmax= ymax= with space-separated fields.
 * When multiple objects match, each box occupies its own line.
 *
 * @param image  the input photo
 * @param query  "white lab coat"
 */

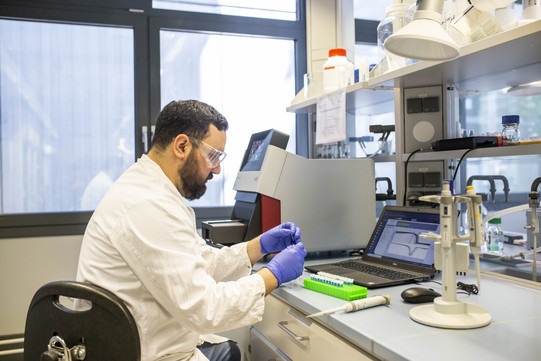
xmin=76 ymin=155 xmax=266 ymax=361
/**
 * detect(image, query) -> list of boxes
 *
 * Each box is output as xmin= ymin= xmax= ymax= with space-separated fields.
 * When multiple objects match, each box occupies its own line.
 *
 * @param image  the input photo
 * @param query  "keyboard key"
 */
xmin=338 ymin=261 xmax=417 ymax=280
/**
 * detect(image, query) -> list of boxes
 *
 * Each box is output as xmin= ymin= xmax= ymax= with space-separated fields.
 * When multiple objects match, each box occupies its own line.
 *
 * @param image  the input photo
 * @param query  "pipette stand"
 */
xmin=409 ymin=181 xmax=491 ymax=329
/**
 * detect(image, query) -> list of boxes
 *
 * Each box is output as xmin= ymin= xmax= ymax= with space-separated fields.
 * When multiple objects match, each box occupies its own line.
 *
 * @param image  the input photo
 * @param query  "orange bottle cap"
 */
xmin=329 ymin=48 xmax=346 ymax=57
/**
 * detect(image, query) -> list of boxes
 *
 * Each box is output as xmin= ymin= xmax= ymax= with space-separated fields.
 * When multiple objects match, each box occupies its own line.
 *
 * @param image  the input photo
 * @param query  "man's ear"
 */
xmin=172 ymin=134 xmax=191 ymax=160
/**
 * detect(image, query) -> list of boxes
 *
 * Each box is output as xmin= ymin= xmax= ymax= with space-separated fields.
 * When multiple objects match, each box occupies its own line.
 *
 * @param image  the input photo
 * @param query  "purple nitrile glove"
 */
xmin=260 ymin=222 xmax=301 ymax=254
xmin=263 ymin=242 xmax=307 ymax=286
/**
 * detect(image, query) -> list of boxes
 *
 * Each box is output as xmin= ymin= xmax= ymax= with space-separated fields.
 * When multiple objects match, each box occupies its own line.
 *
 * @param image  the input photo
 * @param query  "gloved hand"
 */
xmin=263 ymin=242 xmax=307 ymax=286
xmin=260 ymin=222 xmax=301 ymax=254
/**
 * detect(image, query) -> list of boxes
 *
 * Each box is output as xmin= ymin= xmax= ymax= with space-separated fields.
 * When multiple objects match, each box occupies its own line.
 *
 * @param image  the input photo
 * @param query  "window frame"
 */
xmin=0 ymin=1 xmax=150 ymax=238
xmin=0 ymin=0 xmax=307 ymax=238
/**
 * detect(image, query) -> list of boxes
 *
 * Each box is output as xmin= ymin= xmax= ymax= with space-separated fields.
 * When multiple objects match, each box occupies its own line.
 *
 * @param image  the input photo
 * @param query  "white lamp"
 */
xmin=384 ymin=0 xmax=459 ymax=61
xmin=507 ymin=81 xmax=541 ymax=97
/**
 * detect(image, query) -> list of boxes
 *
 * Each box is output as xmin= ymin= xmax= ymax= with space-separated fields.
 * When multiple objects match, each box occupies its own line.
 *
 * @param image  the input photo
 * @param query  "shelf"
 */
xmin=402 ymin=143 xmax=541 ymax=162
xmin=369 ymin=20 xmax=541 ymax=91
xmin=286 ymin=82 xmax=394 ymax=115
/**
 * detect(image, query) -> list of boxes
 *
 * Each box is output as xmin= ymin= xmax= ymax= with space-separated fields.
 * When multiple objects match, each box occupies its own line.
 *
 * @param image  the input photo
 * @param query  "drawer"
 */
xmin=250 ymin=327 xmax=291 ymax=361
xmin=253 ymin=295 xmax=375 ymax=361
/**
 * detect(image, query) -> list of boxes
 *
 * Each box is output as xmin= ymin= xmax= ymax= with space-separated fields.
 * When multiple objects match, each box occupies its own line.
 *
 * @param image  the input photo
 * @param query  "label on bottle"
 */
xmin=451 ymin=6 xmax=503 ymax=43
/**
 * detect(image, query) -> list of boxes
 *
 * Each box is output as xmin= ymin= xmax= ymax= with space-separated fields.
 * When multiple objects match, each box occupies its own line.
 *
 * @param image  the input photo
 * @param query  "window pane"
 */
xmin=153 ymin=0 xmax=297 ymax=20
xmin=354 ymin=0 xmax=392 ymax=21
xmin=460 ymin=88 xmax=541 ymax=232
xmin=0 ymin=20 xmax=135 ymax=214
xmin=160 ymin=30 xmax=296 ymax=207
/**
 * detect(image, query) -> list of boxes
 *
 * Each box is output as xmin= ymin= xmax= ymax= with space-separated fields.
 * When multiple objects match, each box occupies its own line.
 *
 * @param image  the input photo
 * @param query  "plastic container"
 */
xmin=501 ymin=114 xmax=520 ymax=144
xmin=357 ymin=56 xmax=369 ymax=83
xmin=522 ymin=0 xmax=541 ymax=21
xmin=495 ymin=3 xmax=517 ymax=31
xmin=480 ymin=199 xmax=489 ymax=251
xmin=403 ymin=2 xmax=416 ymax=26
xmin=322 ymin=48 xmax=354 ymax=93
xmin=377 ymin=3 xmax=411 ymax=64
xmin=487 ymin=217 xmax=504 ymax=254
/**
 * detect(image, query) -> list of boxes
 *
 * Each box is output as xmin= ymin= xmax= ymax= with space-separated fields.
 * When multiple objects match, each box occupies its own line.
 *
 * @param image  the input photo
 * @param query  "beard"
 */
xmin=178 ymin=151 xmax=213 ymax=200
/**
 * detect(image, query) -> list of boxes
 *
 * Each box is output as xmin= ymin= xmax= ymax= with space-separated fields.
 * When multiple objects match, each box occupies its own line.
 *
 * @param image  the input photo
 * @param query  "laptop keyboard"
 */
xmin=338 ymin=261 xmax=418 ymax=280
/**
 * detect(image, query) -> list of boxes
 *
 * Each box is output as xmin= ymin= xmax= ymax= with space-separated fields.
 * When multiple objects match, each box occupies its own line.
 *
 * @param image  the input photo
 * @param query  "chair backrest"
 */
xmin=24 ymin=281 xmax=140 ymax=361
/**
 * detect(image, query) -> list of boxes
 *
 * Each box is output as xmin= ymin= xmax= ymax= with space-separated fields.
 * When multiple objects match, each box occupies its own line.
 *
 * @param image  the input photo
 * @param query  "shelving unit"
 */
xmin=287 ymin=19 xmax=541 ymax=205
xmin=402 ymin=143 xmax=541 ymax=162
xmin=369 ymin=20 xmax=541 ymax=91
xmin=286 ymin=82 xmax=395 ymax=115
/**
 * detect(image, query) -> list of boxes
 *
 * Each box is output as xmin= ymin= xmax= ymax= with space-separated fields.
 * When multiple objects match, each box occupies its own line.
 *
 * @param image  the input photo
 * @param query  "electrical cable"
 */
xmin=457 ymin=281 xmax=479 ymax=295
xmin=452 ymin=148 xmax=476 ymax=181
xmin=452 ymin=143 xmax=502 ymax=182
xmin=416 ymin=280 xmax=479 ymax=295
xmin=403 ymin=149 xmax=423 ymax=206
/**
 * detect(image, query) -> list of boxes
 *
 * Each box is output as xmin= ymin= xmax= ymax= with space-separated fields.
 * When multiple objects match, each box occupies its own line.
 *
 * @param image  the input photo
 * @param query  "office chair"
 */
xmin=24 ymin=281 xmax=140 ymax=361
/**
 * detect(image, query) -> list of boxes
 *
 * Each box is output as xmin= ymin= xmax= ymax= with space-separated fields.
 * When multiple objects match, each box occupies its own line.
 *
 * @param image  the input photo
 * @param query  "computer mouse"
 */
xmin=401 ymin=287 xmax=441 ymax=304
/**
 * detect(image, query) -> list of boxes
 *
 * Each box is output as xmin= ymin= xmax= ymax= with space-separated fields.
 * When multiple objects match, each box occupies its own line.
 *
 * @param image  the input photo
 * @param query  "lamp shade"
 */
xmin=507 ymin=81 xmax=541 ymax=97
xmin=384 ymin=18 xmax=459 ymax=61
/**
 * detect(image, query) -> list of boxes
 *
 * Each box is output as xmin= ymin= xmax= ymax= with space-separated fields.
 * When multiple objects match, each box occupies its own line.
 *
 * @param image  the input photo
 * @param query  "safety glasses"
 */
xmin=190 ymin=137 xmax=227 ymax=168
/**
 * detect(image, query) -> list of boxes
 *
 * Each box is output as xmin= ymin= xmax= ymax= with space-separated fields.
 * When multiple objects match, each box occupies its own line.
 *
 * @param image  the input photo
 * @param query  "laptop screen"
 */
xmin=365 ymin=208 xmax=440 ymax=268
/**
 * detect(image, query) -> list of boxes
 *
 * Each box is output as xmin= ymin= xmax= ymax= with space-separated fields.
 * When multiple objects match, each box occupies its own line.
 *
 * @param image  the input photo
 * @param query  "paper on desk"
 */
xmin=315 ymin=89 xmax=346 ymax=145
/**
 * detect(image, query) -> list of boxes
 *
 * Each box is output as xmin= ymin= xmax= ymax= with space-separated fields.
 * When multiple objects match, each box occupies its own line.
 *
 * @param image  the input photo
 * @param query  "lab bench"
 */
xmin=252 ymin=256 xmax=541 ymax=361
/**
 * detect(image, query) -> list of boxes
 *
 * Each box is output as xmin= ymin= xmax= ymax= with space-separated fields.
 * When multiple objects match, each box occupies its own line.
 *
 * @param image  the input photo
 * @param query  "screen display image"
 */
xmin=366 ymin=210 xmax=440 ymax=267
xmin=238 ymin=129 xmax=288 ymax=172
xmin=242 ymin=138 xmax=266 ymax=171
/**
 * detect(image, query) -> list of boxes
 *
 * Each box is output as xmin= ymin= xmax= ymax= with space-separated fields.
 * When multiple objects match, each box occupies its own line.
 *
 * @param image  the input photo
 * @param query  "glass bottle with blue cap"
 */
xmin=501 ymin=114 xmax=520 ymax=144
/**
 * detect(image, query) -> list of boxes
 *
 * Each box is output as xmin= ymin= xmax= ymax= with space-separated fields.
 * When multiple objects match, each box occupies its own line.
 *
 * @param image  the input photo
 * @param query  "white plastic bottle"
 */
xmin=322 ymin=48 xmax=354 ymax=93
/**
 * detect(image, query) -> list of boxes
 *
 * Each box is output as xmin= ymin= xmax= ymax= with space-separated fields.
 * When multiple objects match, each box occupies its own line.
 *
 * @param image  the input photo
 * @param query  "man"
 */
xmin=76 ymin=100 xmax=307 ymax=361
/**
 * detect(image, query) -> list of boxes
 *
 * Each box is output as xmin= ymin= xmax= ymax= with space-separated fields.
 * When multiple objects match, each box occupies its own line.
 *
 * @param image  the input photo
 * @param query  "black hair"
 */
xmin=151 ymin=100 xmax=229 ymax=151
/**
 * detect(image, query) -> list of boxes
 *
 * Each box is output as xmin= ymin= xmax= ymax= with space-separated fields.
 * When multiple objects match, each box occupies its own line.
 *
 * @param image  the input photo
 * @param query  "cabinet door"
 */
xmin=253 ymin=295 xmax=375 ymax=361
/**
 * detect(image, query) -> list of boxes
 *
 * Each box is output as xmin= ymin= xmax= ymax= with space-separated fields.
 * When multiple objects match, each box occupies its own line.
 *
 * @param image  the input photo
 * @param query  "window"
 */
xmin=153 ymin=0 xmax=297 ymax=20
xmin=0 ymin=1 xmax=306 ymax=236
xmin=354 ymin=0 xmax=391 ymax=21
xmin=353 ymin=7 xmax=396 ymax=212
xmin=460 ymin=88 xmax=541 ymax=222
xmin=0 ymin=19 xmax=135 ymax=214
xmin=160 ymin=30 xmax=296 ymax=207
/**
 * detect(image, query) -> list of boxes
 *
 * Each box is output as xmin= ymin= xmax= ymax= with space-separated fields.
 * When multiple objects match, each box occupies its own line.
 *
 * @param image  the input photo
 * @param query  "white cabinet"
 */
xmin=251 ymin=294 xmax=375 ymax=361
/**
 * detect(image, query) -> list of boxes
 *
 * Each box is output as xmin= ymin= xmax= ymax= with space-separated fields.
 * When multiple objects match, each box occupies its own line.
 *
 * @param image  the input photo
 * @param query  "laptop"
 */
xmin=305 ymin=206 xmax=440 ymax=288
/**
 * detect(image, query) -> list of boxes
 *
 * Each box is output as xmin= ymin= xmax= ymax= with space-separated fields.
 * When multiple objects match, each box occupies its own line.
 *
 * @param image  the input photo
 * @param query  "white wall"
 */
xmin=0 ymin=235 xmax=83 ymax=335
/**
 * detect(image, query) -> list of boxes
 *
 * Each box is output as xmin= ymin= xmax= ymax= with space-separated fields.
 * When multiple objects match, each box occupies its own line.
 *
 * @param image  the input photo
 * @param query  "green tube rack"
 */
xmin=303 ymin=278 xmax=367 ymax=301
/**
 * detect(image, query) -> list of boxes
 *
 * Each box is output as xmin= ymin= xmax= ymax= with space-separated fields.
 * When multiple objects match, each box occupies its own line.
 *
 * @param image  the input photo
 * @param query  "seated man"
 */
xmin=76 ymin=100 xmax=306 ymax=361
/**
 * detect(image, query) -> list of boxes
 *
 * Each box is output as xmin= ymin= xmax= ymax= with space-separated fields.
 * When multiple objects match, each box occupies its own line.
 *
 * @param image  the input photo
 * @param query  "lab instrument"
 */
xmin=201 ymin=129 xmax=289 ymax=245
xmin=410 ymin=181 xmax=491 ymax=329
xmin=306 ymin=295 xmax=390 ymax=318
xmin=204 ymin=128 xmax=377 ymax=251
xmin=304 ymin=273 xmax=367 ymax=301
